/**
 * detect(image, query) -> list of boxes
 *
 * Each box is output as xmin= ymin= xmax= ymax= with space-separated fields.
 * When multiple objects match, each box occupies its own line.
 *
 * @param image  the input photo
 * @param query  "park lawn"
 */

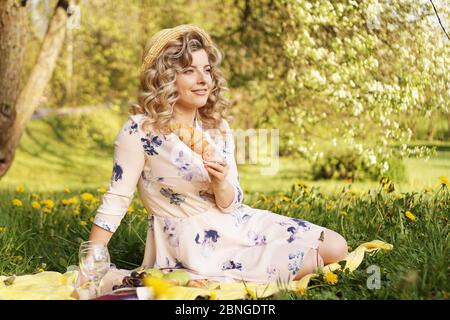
xmin=0 ymin=178 xmax=448 ymax=300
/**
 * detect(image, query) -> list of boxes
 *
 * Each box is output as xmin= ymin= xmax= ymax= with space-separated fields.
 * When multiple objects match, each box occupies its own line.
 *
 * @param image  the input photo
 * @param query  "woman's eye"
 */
xmin=205 ymin=69 xmax=211 ymax=73
xmin=184 ymin=69 xmax=193 ymax=74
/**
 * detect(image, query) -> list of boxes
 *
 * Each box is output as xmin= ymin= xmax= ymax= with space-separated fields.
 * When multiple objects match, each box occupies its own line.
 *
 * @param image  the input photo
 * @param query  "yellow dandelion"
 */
xmin=127 ymin=206 xmax=135 ymax=213
xmin=37 ymin=268 xmax=45 ymax=273
xmin=144 ymin=277 xmax=176 ymax=299
xmin=12 ymin=199 xmax=23 ymax=207
xmin=339 ymin=211 xmax=347 ymax=217
xmin=81 ymin=193 xmax=94 ymax=201
xmin=439 ymin=176 xmax=449 ymax=187
xmin=31 ymin=201 xmax=41 ymax=209
xmin=89 ymin=217 xmax=94 ymax=223
xmin=61 ymin=199 xmax=70 ymax=206
xmin=68 ymin=197 xmax=79 ymax=205
xmin=16 ymin=185 xmax=25 ymax=193
xmin=0 ymin=226 xmax=7 ymax=233
xmin=405 ymin=211 xmax=416 ymax=222
xmin=245 ymin=286 xmax=257 ymax=300
xmin=73 ymin=205 xmax=80 ymax=215
xmin=13 ymin=255 xmax=23 ymax=262
xmin=140 ymin=208 xmax=148 ymax=214
xmin=64 ymin=188 xmax=70 ymax=193
xmin=292 ymin=203 xmax=300 ymax=208
xmin=326 ymin=203 xmax=334 ymax=210
xmin=324 ymin=272 xmax=338 ymax=285
xmin=281 ymin=196 xmax=291 ymax=202
xmin=296 ymin=180 xmax=308 ymax=189
xmin=297 ymin=287 xmax=307 ymax=296
xmin=42 ymin=207 xmax=51 ymax=214
xmin=97 ymin=187 xmax=107 ymax=193
xmin=79 ymin=220 xmax=87 ymax=226
xmin=41 ymin=199 xmax=54 ymax=209
xmin=209 ymin=290 xmax=217 ymax=300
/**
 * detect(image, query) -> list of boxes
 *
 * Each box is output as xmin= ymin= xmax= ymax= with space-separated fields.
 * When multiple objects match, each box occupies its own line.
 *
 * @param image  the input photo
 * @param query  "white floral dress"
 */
xmin=94 ymin=114 xmax=325 ymax=284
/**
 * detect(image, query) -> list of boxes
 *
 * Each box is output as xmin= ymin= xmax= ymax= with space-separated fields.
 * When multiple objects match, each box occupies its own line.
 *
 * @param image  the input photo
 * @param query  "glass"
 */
xmin=78 ymin=241 xmax=111 ymax=298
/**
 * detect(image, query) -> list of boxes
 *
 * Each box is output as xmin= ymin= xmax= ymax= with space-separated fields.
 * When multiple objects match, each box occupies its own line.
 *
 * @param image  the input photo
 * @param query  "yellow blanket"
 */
xmin=0 ymin=240 xmax=392 ymax=300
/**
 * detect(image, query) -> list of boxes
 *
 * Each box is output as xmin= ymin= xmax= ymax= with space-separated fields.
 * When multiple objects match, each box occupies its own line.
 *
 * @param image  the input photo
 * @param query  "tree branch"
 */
xmin=429 ymin=0 xmax=450 ymax=40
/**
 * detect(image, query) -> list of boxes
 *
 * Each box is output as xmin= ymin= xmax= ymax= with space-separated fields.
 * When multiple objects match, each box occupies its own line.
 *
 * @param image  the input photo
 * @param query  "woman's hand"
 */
xmin=203 ymin=159 xmax=229 ymax=189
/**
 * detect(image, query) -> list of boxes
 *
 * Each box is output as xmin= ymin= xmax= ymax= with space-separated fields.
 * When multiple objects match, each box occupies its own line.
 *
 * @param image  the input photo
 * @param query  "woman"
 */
xmin=83 ymin=24 xmax=348 ymax=293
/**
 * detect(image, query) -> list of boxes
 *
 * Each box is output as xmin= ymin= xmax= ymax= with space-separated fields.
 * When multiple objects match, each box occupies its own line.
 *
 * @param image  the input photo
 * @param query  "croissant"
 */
xmin=168 ymin=123 xmax=225 ymax=164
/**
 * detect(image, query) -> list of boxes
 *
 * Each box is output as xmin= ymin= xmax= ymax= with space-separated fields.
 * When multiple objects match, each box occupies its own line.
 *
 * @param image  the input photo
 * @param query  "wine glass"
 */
xmin=78 ymin=241 xmax=111 ymax=297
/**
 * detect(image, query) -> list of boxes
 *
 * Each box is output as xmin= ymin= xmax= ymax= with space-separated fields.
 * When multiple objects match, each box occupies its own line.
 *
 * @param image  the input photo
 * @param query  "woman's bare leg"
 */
xmin=294 ymin=248 xmax=324 ymax=280
xmin=317 ymin=229 xmax=348 ymax=265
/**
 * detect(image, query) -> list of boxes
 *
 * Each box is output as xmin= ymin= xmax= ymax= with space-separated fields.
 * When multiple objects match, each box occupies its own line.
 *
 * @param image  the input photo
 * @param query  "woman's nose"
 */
xmin=196 ymin=70 xmax=206 ymax=83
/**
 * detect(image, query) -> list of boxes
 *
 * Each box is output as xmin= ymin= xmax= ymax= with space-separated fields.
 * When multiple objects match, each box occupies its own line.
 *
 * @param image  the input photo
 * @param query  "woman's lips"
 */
xmin=192 ymin=89 xmax=208 ymax=96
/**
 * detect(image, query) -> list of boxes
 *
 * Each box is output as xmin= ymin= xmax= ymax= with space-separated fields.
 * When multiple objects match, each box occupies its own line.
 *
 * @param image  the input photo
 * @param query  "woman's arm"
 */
xmin=210 ymin=178 xmax=235 ymax=209
xmin=207 ymin=119 xmax=244 ymax=213
xmin=87 ymin=224 xmax=113 ymax=246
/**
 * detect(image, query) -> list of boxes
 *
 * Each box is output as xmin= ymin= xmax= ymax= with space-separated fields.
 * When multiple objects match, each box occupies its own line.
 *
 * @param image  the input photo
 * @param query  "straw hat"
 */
xmin=140 ymin=24 xmax=213 ymax=74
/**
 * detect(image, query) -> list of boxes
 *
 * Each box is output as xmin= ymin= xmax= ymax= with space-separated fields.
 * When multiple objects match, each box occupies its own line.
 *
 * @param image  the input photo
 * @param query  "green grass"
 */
xmin=0 ymin=180 xmax=448 ymax=299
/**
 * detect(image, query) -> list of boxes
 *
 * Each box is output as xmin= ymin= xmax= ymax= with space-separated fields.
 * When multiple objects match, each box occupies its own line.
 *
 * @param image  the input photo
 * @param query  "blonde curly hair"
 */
xmin=129 ymin=28 xmax=231 ymax=138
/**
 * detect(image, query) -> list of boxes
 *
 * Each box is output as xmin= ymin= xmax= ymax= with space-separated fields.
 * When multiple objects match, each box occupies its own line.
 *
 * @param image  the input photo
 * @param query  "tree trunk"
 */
xmin=0 ymin=0 xmax=70 ymax=178
xmin=0 ymin=0 xmax=28 ymax=178
xmin=427 ymin=113 xmax=436 ymax=141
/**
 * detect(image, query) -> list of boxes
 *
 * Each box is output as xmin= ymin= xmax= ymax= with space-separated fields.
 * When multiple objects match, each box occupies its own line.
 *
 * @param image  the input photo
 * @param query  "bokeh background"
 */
xmin=0 ymin=0 xmax=448 ymax=299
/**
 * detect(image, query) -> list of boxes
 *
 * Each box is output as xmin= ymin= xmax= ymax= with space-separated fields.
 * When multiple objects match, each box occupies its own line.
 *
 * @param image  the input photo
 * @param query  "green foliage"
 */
xmin=311 ymin=149 xmax=379 ymax=181
xmin=310 ymin=149 xmax=406 ymax=182
xmin=42 ymin=106 xmax=125 ymax=151
xmin=384 ymin=157 xmax=406 ymax=182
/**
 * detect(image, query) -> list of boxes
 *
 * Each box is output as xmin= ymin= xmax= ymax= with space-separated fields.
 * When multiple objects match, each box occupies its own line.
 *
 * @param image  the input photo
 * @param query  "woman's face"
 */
xmin=174 ymin=49 xmax=213 ymax=112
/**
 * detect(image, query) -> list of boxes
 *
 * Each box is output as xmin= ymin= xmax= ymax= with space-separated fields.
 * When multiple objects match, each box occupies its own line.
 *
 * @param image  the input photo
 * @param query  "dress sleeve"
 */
xmin=215 ymin=119 xmax=244 ymax=213
xmin=93 ymin=117 xmax=145 ymax=233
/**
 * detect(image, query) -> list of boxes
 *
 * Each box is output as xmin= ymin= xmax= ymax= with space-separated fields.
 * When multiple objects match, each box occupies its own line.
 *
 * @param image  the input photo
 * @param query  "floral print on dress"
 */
xmin=163 ymin=217 xmax=181 ymax=247
xmin=195 ymin=229 xmax=220 ymax=258
xmin=199 ymin=190 xmax=215 ymax=203
xmin=160 ymin=187 xmax=186 ymax=206
xmin=124 ymin=120 xmax=138 ymax=135
xmin=231 ymin=205 xmax=252 ymax=227
xmin=248 ymin=230 xmax=267 ymax=246
xmin=278 ymin=218 xmax=311 ymax=243
xmin=141 ymin=133 xmax=163 ymax=156
xmin=235 ymin=184 xmax=243 ymax=203
xmin=112 ymin=162 xmax=123 ymax=181
xmin=174 ymin=150 xmax=207 ymax=183
xmin=266 ymin=265 xmax=278 ymax=281
xmin=222 ymin=260 xmax=243 ymax=271
xmin=148 ymin=215 xmax=154 ymax=231
xmin=287 ymin=249 xmax=305 ymax=276
xmin=93 ymin=216 xmax=116 ymax=233
xmin=155 ymin=257 xmax=185 ymax=270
